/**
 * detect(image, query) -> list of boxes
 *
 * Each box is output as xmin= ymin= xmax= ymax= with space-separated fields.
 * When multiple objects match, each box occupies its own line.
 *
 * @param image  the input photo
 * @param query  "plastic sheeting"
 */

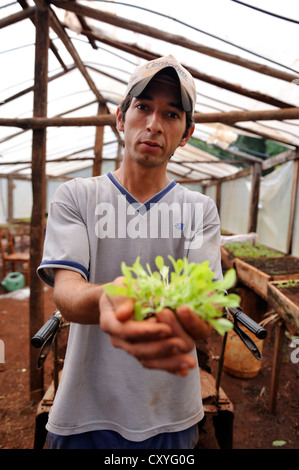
xmin=257 ymin=161 xmax=294 ymax=253
xmin=216 ymin=160 xmax=299 ymax=256
xmin=218 ymin=176 xmax=251 ymax=235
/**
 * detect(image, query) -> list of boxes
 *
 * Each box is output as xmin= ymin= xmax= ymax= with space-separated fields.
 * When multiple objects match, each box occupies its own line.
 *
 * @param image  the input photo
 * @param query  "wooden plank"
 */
xmin=220 ymin=246 xmax=236 ymax=270
xmin=235 ymin=258 xmax=271 ymax=300
xmin=235 ymin=257 xmax=299 ymax=301
xmin=200 ymin=369 xmax=232 ymax=407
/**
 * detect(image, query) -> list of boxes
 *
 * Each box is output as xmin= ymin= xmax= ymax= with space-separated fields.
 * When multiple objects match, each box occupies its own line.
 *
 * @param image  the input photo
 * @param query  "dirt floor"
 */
xmin=0 ymin=284 xmax=299 ymax=451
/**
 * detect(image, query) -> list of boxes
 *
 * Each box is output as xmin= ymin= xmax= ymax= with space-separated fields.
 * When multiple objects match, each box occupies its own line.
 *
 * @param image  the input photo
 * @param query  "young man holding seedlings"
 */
xmin=37 ymin=55 xmax=222 ymax=449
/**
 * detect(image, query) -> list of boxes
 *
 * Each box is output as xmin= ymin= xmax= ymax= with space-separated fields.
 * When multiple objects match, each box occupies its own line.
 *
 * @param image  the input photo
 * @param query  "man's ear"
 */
xmin=116 ymin=107 xmax=124 ymax=132
xmin=179 ymin=124 xmax=195 ymax=148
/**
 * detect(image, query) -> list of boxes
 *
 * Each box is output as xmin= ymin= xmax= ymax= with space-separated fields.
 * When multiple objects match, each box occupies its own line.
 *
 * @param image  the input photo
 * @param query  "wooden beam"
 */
xmin=206 ymin=167 xmax=252 ymax=185
xmin=49 ymin=7 xmax=105 ymax=104
xmin=0 ymin=115 xmax=115 ymax=128
xmin=0 ymin=5 xmax=35 ymax=29
xmin=74 ymin=12 xmax=98 ymax=49
xmin=81 ymin=29 xmax=292 ymax=109
xmin=262 ymin=149 xmax=297 ymax=171
xmin=29 ymin=0 xmax=49 ymax=403
xmin=234 ymin=123 xmax=298 ymax=147
xmin=52 ymin=1 xmax=299 ymax=84
xmin=2 ymin=107 xmax=299 ymax=129
xmin=193 ymin=108 xmax=299 ymax=125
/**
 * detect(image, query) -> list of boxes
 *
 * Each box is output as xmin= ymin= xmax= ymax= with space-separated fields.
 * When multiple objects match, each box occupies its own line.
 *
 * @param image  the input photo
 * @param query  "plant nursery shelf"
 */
xmin=221 ymin=243 xmax=299 ymax=300
xmin=234 ymin=256 xmax=299 ymax=300
xmin=267 ymin=281 xmax=299 ymax=335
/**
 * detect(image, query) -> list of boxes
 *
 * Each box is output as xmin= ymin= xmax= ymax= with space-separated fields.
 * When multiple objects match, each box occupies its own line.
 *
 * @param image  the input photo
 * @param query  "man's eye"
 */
xmin=167 ymin=111 xmax=179 ymax=119
xmin=137 ymin=104 xmax=147 ymax=110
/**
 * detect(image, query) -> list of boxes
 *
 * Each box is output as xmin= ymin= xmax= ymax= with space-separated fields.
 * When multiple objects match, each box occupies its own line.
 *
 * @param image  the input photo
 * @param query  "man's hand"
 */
xmin=175 ymin=305 xmax=213 ymax=341
xmin=99 ymin=289 xmax=197 ymax=376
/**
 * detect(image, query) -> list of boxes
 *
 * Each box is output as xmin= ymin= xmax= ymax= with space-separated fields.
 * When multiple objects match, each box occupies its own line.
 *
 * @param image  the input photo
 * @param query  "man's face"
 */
xmin=117 ymin=78 xmax=194 ymax=169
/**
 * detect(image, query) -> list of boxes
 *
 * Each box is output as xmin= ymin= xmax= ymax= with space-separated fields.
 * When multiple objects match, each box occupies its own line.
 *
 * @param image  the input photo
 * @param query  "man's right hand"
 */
xmin=99 ymin=283 xmax=197 ymax=376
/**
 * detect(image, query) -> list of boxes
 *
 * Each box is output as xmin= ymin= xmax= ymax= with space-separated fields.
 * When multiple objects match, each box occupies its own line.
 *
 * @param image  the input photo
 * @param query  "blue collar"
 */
xmin=107 ymin=172 xmax=176 ymax=213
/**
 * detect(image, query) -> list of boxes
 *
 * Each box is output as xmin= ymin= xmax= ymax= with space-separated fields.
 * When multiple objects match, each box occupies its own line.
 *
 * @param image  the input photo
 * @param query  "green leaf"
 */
xmin=272 ymin=440 xmax=287 ymax=447
xmin=211 ymin=317 xmax=234 ymax=335
xmin=221 ymin=268 xmax=237 ymax=290
xmin=155 ymin=255 xmax=165 ymax=271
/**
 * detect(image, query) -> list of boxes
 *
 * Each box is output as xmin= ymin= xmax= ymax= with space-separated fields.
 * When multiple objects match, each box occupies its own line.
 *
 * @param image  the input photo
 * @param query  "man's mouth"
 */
xmin=140 ymin=140 xmax=162 ymax=149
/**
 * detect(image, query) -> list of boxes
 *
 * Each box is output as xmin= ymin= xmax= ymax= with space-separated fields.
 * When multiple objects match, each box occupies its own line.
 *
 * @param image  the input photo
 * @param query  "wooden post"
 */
xmin=7 ymin=175 xmax=14 ymax=223
xmin=29 ymin=1 xmax=49 ymax=402
xmin=92 ymin=103 xmax=105 ymax=176
xmin=215 ymin=181 xmax=221 ymax=215
xmin=248 ymin=162 xmax=262 ymax=233
xmin=286 ymin=155 xmax=299 ymax=254
xmin=269 ymin=320 xmax=286 ymax=414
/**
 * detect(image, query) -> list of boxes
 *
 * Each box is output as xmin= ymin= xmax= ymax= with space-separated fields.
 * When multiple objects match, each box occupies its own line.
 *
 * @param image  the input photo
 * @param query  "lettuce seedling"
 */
xmin=104 ymin=255 xmax=240 ymax=335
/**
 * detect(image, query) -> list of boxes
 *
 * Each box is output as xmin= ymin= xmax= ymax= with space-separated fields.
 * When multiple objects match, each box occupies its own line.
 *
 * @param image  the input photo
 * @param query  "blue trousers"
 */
xmin=46 ymin=424 xmax=199 ymax=449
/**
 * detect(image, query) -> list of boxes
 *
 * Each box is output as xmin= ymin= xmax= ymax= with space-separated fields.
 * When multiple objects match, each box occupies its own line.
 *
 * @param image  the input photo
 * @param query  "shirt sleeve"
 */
xmin=37 ymin=180 xmax=90 ymax=287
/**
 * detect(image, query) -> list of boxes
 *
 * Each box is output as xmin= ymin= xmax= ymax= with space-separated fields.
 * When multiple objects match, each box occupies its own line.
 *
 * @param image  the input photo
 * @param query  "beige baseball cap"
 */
xmin=124 ymin=55 xmax=197 ymax=114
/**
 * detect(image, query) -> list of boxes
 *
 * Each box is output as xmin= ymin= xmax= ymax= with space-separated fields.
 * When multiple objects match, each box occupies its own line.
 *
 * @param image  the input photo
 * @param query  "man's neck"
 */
xmin=113 ymin=164 xmax=171 ymax=203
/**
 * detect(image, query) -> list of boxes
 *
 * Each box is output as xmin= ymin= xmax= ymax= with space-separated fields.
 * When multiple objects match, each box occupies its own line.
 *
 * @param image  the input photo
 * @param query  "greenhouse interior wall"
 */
xmin=1 ymin=158 xmax=298 ymax=257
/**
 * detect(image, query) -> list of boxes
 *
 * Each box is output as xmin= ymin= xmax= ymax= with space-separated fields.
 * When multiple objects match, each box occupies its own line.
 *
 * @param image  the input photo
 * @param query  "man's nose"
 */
xmin=146 ymin=112 xmax=163 ymax=134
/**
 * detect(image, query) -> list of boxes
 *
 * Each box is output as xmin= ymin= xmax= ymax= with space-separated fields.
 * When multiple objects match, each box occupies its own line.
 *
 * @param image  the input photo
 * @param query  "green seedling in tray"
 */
xmin=104 ymin=255 xmax=240 ymax=335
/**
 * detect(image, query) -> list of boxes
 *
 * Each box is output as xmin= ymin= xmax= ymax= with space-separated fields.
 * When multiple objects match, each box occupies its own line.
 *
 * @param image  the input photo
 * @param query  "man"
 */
xmin=37 ymin=55 xmax=222 ymax=449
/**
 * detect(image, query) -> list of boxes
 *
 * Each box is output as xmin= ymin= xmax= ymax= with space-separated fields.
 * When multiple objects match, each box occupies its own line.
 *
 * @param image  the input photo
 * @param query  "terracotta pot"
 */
xmin=223 ymin=327 xmax=264 ymax=378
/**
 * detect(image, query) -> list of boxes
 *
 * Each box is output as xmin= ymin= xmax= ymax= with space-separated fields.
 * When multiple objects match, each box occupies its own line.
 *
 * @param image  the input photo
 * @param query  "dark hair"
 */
xmin=119 ymin=95 xmax=194 ymax=138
